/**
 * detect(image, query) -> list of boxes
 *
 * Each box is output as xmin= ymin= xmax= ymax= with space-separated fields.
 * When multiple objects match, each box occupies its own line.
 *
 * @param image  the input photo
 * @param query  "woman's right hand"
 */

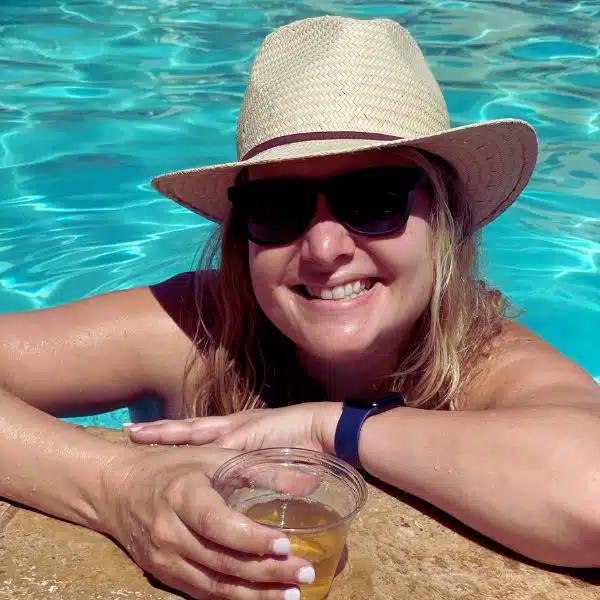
xmin=99 ymin=445 xmax=314 ymax=600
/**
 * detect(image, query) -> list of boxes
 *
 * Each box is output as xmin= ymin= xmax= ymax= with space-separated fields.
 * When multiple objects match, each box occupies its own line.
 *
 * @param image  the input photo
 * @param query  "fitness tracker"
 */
xmin=334 ymin=391 xmax=405 ymax=469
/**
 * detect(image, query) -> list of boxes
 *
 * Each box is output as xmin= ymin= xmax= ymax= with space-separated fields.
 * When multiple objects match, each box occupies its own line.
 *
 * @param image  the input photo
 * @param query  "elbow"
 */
xmin=563 ymin=480 xmax=600 ymax=567
xmin=542 ymin=408 xmax=600 ymax=568
xmin=532 ymin=473 xmax=600 ymax=568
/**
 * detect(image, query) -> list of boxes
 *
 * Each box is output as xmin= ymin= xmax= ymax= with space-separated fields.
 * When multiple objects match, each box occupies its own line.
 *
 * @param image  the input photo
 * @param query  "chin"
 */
xmin=299 ymin=334 xmax=377 ymax=364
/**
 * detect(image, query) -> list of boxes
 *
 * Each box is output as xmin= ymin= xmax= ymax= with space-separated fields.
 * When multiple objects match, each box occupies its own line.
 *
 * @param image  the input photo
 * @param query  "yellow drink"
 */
xmin=245 ymin=498 xmax=349 ymax=600
xmin=213 ymin=450 xmax=367 ymax=598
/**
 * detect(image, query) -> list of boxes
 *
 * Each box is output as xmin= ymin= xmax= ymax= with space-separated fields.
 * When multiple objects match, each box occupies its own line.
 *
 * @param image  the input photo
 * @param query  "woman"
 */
xmin=0 ymin=15 xmax=598 ymax=600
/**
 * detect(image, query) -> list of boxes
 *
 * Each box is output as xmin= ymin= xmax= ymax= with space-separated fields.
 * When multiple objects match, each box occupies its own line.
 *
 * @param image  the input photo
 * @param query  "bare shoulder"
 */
xmin=0 ymin=271 xmax=214 ymax=418
xmin=148 ymin=269 xmax=218 ymax=341
xmin=457 ymin=319 xmax=598 ymax=410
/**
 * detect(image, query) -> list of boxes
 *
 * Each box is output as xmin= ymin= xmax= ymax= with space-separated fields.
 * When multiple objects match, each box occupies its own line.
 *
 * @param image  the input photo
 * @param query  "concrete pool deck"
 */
xmin=1 ymin=425 xmax=599 ymax=599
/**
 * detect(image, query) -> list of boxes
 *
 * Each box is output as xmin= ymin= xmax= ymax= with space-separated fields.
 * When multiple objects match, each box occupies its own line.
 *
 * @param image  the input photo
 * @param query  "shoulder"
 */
xmin=149 ymin=269 xmax=219 ymax=340
xmin=0 ymin=277 xmax=210 ymax=418
xmin=457 ymin=319 xmax=598 ymax=410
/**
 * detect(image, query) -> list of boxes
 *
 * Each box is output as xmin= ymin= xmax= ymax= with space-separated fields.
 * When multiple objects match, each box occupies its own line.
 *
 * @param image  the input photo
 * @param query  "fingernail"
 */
xmin=122 ymin=423 xmax=134 ymax=428
xmin=271 ymin=537 xmax=290 ymax=555
xmin=283 ymin=589 xmax=301 ymax=600
xmin=126 ymin=424 xmax=144 ymax=432
xmin=296 ymin=566 xmax=315 ymax=584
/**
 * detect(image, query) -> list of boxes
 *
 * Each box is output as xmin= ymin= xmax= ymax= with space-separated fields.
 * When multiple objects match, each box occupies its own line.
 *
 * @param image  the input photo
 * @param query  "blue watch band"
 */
xmin=334 ymin=393 xmax=405 ymax=469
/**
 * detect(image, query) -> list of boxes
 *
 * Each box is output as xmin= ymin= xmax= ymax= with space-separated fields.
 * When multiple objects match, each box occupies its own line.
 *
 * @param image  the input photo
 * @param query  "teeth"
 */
xmin=333 ymin=286 xmax=346 ymax=300
xmin=304 ymin=280 xmax=372 ymax=301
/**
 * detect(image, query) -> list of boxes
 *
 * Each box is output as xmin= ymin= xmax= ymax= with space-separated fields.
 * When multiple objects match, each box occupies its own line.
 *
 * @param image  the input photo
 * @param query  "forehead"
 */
xmin=247 ymin=148 xmax=417 ymax=180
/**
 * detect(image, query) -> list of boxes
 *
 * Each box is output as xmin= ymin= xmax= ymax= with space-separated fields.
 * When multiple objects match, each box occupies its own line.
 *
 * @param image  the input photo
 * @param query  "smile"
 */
xmin=296 ymin=279 xmax=374 ymax=301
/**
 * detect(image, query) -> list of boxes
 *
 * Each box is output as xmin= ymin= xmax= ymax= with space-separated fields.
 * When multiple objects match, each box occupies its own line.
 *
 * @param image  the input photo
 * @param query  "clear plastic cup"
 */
xmin=212 ymin=447 xmax=368 ymax=600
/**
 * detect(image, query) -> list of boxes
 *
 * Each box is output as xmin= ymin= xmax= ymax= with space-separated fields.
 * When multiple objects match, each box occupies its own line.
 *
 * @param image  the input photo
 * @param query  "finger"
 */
xmin=159 ymin=557 xmax=302 ymax=600
xmin=214 ymin=430 xmax=321 ymax=496
xmin=232 ymin=465 xmax=320 ymax=497
xmin=128 ymin=417 xmax=236 ymax=446
xmin=181 ymin=486 xmax=294 ymax=557
xmin=123 ymin=418 xmax=173 ymax=429
xmin=215 ymin=426 xmax=260 ymax=451
xmin=211 ymin=455 xmax=320 ymax=500
xmin=270 ymin=466 xmax=321 ymax=496
xmin=166 ymin=516 xmax=314 ymax=586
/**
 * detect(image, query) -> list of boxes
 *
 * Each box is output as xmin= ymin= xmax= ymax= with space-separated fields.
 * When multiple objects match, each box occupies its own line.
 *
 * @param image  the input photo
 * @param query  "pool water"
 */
xmin=0 ymin=1 xmax=598 ymax=428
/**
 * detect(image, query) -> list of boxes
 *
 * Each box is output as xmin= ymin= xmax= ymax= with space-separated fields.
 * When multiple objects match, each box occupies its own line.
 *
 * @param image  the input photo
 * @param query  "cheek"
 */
xmin=412 ymin=229 xmax=435 ymax=292
xmin=248 ymin=243 xmax=290 ymax=310
xmin=406 ymin=188 xmax=435 ymax=286
xmin=388 ymin=215 xmax=435 ymax=303
xmin=248 ymin=244 xmax=270 ymax=302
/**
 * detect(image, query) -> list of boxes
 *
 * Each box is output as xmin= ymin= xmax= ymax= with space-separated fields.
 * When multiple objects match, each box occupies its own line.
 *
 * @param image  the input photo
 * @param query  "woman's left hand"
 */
xmin=126 ymin=402 xmax=342 ymax=455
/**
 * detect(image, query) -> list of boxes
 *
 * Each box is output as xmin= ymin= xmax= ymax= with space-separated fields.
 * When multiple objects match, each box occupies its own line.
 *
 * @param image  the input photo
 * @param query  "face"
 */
xmin=246 ymin=150 xmax=435 ymax=369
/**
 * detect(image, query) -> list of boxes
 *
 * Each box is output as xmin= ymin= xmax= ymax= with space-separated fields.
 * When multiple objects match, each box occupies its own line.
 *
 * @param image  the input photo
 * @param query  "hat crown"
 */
xmin=237 ymin=16 xmax=450 ymax=160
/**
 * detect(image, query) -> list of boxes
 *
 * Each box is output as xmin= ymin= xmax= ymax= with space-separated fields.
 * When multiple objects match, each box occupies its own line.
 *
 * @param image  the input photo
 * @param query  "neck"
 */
xmin=297 ymin=345 xmax=402 ymax=402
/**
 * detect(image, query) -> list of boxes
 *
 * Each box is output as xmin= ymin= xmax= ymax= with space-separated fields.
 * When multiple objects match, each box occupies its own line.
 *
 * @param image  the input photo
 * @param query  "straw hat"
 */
xmin=152 ymin=16 xmax=538 ymax=230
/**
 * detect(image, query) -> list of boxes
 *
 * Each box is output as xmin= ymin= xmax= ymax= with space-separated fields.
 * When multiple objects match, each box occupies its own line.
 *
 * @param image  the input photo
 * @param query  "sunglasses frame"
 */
xmin=227 ymin=166 xmax=422 ymax=246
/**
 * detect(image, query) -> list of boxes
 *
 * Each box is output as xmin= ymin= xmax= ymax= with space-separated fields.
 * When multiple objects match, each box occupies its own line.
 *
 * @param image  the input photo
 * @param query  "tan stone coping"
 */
xmin=1 ymin=425 xmax=599 ymax=599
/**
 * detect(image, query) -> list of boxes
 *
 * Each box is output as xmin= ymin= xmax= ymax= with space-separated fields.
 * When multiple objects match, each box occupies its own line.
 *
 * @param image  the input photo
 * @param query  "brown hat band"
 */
xmin=241 ymin=131 xmax=400 ymax=161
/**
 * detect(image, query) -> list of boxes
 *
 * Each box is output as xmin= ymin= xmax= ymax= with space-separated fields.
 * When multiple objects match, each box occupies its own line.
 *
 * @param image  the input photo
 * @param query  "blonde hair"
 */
xmin=182 ymin=148 xmax=508 ymax=417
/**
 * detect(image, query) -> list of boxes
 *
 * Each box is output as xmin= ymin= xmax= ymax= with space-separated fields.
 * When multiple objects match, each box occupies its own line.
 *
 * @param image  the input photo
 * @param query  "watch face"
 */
xmin=345 ymin=391 xmax=404 ymax=409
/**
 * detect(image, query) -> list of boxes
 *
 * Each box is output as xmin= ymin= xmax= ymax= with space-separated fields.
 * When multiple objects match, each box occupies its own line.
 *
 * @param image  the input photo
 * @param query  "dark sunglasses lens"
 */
xmin=332 ymin=168 xmax=420 ymax=235
xmin=232 ymin=180 xmax=315 ymax=245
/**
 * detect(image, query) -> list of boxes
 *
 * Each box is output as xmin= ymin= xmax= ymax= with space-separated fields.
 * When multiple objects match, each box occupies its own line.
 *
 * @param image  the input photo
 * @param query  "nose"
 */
xmin=299 ymin=196 xmax=356 ymax=268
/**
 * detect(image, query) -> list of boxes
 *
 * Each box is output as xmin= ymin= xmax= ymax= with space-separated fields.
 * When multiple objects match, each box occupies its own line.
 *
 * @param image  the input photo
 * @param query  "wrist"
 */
xmin=95 ymin=445 xmax=145 ymax=536
xmin=329 ymin=393 xmax=406 ymax=469
xmin=357 ymin=407 xmax=413 ymax=480
xmin=318 ymin=402 xmax=343 ymax=456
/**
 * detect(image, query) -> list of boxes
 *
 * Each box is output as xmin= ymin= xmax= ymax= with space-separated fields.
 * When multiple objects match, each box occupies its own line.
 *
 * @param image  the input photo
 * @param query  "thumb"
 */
xmin=213 ymin=438 xmax=322 ymax=498
xmin=215 ymin=420 xmax=267 ymax=451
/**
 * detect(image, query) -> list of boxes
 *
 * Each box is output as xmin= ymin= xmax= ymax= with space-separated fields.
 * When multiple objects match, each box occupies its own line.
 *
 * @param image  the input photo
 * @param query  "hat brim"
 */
xmin=151 ymin=118 xmax=537 ymax=231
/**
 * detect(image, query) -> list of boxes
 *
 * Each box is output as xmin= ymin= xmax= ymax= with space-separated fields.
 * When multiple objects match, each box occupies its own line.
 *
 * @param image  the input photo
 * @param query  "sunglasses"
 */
xmin=227 ymin=166 xmax=422 ymax=246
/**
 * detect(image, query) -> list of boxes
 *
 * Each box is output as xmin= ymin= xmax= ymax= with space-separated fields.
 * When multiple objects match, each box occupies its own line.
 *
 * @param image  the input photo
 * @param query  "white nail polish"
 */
xmin=122 ymin=423 xmax=134 ymax=428
xmin=296 ymin=566 xmax=315 ymax=584
xmin=272 ymin=537 xmax=291 ymax=555
xmin=283 ymin=588 xmax=301 ymax=600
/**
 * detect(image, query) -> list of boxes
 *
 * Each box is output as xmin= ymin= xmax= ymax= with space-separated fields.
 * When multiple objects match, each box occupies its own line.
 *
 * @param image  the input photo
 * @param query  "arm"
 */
xmin=1 ymin=390 xmax=314 ymax=599
xmin=0 ymin=279 xmax=195 ymax=517
xmin=0 ymin=276 xmax=316 ymax=598
xmin=351 ymin=324 xmax=600 ymax=567
xmin=0 ymin=388 xmax=127 ymax=529
xmin=0 ymin=277 xmax=198 ymax=416
xmin=127 ymin=321 xmax=600 ymax=568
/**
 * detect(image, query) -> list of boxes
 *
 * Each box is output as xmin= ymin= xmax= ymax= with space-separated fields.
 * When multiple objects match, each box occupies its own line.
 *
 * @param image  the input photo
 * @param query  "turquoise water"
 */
xmin=0 ymin=1 xmax=598 ymax=428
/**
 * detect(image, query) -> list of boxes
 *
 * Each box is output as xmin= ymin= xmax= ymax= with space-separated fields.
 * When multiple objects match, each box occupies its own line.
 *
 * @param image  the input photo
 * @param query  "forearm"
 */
xmin=0 ymin=387 xmax=128 ymax=533
xmin=357 ymin=399 xmax=600 ymax=567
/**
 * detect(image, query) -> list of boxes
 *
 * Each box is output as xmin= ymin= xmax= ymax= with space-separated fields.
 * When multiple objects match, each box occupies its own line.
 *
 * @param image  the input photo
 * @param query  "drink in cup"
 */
xmin=212 ymin=448 xmax=368 ymax=600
